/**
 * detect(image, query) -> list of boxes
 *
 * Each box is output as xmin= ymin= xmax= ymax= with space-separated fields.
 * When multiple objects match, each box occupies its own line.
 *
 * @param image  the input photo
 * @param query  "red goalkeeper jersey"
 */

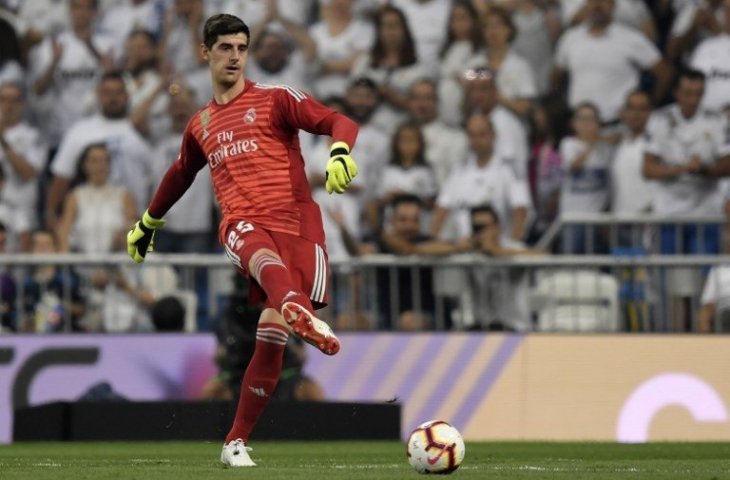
xmin=148 ymin=80 xmax=359 ymax=244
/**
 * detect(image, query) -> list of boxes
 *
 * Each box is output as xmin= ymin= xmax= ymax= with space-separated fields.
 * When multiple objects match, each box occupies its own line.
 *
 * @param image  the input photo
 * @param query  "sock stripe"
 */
xmin=256 ymin=332 xmax=289 ymax=345
xmin=256 ymin=324 xmax=289 ymax=346
xmin=257 ymin=328 xmax=289 ymax=342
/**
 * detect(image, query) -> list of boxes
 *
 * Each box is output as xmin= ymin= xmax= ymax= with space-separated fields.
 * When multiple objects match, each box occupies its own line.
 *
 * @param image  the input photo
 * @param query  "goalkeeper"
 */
xmin=126 ymin=13 xmax=358 ymax=467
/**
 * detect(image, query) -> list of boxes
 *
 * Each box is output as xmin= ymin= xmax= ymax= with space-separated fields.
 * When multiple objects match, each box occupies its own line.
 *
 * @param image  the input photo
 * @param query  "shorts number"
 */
xmin=235 ymin=221 xmax=254 ymax=234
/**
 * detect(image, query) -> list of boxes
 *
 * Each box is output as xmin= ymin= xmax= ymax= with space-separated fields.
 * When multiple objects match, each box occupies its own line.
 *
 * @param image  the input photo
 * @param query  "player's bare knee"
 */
xmin=258 ymin=307 xmax=289 ymax=329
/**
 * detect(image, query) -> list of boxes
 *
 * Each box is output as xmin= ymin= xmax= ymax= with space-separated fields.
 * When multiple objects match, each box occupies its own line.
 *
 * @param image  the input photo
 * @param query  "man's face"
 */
xmin=32 ymin=232 xmax=56 ymax=254
xmin=69 ymin=0 xmax=96 ymax=29
xmin=390 ymin=202 xmax=421 ymax=239
xmin=0 ymin=85 xmax=24 ymax=126
xmin=408 ymin=82 xmax=437 ymax=124
xmin=622 ymin=93 xmax=651 ymax=134
xmin=345 ymin=84 xmax=378 ymax=123
xmin=125 ymin=33 xmax=156 ymax=74
xmin=254 ymin=32 xmax=289 ymax=74
xmin=675 ymin=77 xmax=705 ymax=118
xmin=203 ymin=33 xmax=249 ymax=89
xmin=471 ymin=210 xmax=500 ymax=244
xmin=588 ymin=0 xmax=615 ymax=27
xmin=98 ymin=79 xmax=128 ymax=118
xmin=464 ymin=71 xmax=498 ymax=114
xmin=466 ymin=114 xmax=495 ymax=157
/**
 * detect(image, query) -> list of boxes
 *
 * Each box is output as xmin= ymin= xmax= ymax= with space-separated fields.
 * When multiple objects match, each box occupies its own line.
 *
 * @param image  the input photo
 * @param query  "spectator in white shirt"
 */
xmin=45 ymin=71 xmax=155 ymax=229
xmin=407 ymin=78 xmax=469 ymax=186
xmin=611 ymin=90 xmax=654 ymax=215
xmin=351 ymin=5 xmax=427 ymax=135
xmin=643 ymin=68 xmax=730 ymax=255
xmin=55 ymin=143 xmax=137 ymax=254
xmin=697 ymin=229 xmax=730 ymax=332
xmin=551 ymin=0 xmax=672 ymax=124
xmin=462 ymin=66 xmax=530 ymax=179
xmin=466 ymin=6 xmax=538 ymax=118
xmin=0 ymin=165 xmax=31 ymax=253
xmin=689 ymin=0 xmax=730 ymax=114
xmin=366 ymin=122 xmax=438 ymax=232
xmin=17 ymin=0 xmax=70 ymax=41
xmin=437 ymin=0 xmax=484 ymax=125
xmin=123 ymin=30 xmax=170 ymax=143
xmin=667 ymin=0 xmax=723 ymax=63
xmin=309 ymin=0 xmax=374 ymax=99
xmin=30 ymin=0 xmax=116 ymax=147
xmin=207 ymin=0 xmax=314 ymax=28
xmin=511 ymin=0 xmax=561 ymax=96
xmin=390 ymin=0 xmax=450 ymax=69
xmin=0 ymin=82 xmax=46 ymax=230
xmin=99 ymin=0 xmax=165 ymax=63
xmin=159 ymin=0 xmax=206 ymax=76
xmin=246 ymin=2 xmax=317 ymax=92
xmin=559 ymin=102 xmax=615 ymax=253
xmin=432 ymin=111 xmax=530 ymax=243
xmin=561 ymin=0 xmax=657 ymax=40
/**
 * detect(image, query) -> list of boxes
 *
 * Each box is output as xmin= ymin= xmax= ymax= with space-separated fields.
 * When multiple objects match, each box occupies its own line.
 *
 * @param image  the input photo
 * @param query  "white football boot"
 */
xmin=220 ymin=439 xmax=256 ymax=467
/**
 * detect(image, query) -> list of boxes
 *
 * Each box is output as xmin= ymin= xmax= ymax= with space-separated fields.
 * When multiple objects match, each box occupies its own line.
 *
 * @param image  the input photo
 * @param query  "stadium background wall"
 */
xmin=1 ymin=333 xmax=729 ymax=444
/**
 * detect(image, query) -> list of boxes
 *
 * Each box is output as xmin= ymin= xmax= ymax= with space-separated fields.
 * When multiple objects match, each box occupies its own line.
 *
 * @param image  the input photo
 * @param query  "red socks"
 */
xmin=225 ymin=322 xmax=289 ymax=443
xmin=251 ymin=253 xmax=314 ymax=312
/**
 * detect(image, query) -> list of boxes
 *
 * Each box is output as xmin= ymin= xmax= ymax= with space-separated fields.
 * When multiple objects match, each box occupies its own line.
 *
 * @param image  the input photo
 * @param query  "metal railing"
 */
xmin=536 ymin=213 xmax=726 ymax=254
xmin=3 ymin=251 xmax=730 ymax=334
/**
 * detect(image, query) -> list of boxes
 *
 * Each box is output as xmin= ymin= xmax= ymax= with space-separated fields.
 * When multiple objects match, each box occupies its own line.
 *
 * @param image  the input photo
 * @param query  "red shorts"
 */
xmin=221 ymin=219 xmax=329 ymax=309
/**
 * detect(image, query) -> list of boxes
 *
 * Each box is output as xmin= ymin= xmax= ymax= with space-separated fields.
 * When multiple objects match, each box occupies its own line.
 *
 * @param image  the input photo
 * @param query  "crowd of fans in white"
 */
xmin=1 ymin=0 xmax=730 ymax=333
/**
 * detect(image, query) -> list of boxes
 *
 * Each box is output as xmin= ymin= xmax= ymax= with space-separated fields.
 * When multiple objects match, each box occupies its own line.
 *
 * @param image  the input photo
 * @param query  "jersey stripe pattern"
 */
xmin=181 ymin=81 xmax=326 ymax=243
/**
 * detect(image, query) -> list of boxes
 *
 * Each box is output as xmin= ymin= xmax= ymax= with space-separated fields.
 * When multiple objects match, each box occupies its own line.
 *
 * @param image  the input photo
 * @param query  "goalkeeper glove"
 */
xmin=325 ymin=141 xmax=358 ymax=194
xmin=127 ymin=210 xmax=165 ymax=263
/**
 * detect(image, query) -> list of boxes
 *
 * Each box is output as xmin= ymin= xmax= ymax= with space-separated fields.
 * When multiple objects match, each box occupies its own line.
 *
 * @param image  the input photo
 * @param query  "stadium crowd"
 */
xmin=0 ymin=0 xmax=729 ymax=334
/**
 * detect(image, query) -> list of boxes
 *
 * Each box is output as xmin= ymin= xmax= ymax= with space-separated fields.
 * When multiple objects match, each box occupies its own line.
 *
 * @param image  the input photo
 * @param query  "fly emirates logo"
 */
xmin=208 ymin=130 xmax=258 ymax=169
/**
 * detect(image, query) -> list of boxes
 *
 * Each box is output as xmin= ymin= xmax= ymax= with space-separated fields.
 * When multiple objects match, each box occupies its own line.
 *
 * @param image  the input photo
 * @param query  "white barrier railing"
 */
xmin=3 ymin=252 xmax=730 ymax=334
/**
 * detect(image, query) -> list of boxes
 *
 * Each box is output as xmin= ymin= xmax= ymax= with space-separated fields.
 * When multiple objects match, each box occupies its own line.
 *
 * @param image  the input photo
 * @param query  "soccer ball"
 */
xmin=406 ymin=420 xmax=465 ymax=474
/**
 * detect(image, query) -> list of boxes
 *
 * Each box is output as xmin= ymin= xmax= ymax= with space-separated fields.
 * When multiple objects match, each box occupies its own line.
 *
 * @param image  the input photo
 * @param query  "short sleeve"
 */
xmin=50 ymin=126 xmax=85 ymax=178
xmin=643 ymin=114 xmax=665 ymax=157
xmin=507 ymin=170 xmax=530 ymax=209
xmin=626 ymin=29 xmax=661 ymax=69
xmin=553 ymin=30 xmax=573 ymax=69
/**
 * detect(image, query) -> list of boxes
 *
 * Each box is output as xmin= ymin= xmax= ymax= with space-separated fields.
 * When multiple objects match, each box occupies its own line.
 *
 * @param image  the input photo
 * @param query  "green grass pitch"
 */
xmin=1 ymin=441 xmax=730 ymax=479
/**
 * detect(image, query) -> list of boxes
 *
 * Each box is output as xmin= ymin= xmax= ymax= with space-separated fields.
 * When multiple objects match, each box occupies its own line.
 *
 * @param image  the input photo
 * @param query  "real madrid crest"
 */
xmin=244 ymin=107 xmax=256 ymax=124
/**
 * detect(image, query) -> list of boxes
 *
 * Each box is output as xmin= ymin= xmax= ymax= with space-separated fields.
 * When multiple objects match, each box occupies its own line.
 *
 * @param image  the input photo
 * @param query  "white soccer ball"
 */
xmin=406 ymin=420 xmax=465 ymax=474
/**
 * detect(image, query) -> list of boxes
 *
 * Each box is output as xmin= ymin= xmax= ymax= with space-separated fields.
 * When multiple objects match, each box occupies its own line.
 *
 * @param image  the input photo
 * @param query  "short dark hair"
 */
xmin=470 ymin=204 xmax=499 ymax=224
xmin=572 ymin=101 xmax=600 ymax=119
xmin=624 ymin=89 xmax=651 ymax=107
xmin=203 ymin=14 xmax=250 ymax=49
xmin=677 ymin=67 xmax=706 ymax=86
xmin=349 ymin=76 xmax=378 ymax=92
xmin=99 ymin=70 xmax=126 ymax=86
xmin=391 ymin=193 xmax=422 ymax=211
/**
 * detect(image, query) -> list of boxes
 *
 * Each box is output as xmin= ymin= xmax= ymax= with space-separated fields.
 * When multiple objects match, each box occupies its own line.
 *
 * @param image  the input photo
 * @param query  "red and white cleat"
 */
xmin=282 ymin=302 xmax=340 ymax=355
